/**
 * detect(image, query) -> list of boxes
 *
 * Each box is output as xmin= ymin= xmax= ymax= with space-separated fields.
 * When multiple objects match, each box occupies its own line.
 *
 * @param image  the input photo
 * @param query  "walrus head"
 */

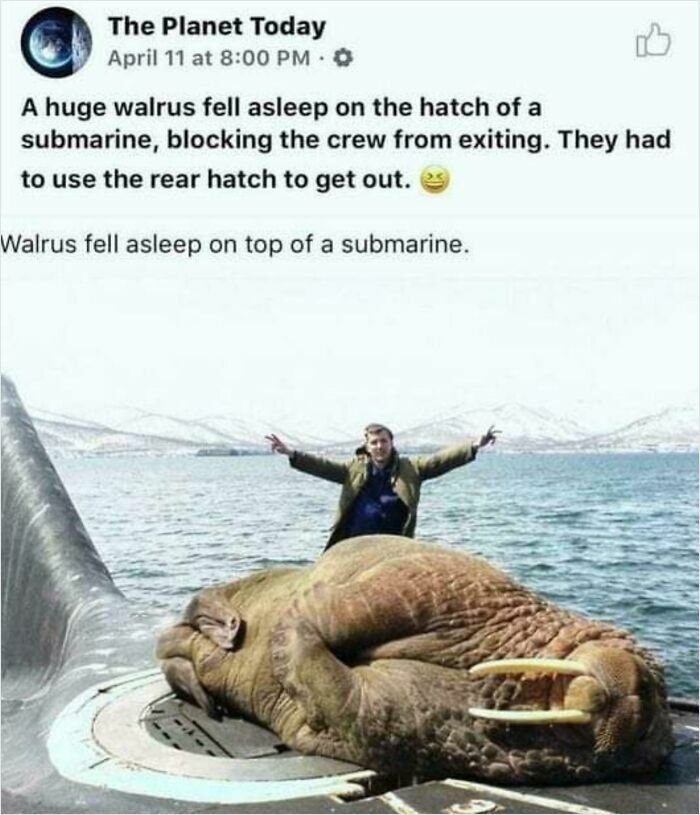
xmin=468 ymin=643 xmax=673 ymax=778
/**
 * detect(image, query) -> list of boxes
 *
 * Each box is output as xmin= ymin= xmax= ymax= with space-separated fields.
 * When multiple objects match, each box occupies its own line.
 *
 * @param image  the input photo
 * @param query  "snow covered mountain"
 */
xmin=26 ymin=406 xmax=350 ymax=456
xmin=199 ymin=415 xmax=349 ymax=450
xmin=394 ymin=403 xmax=591 ymax=452
xmin=568 ymin=407 xmax=698 ymax=452
xmin=25 ymin=403 xmax=697 ymax=457
xmin=29 ymin=415 xmax=200 ymax=456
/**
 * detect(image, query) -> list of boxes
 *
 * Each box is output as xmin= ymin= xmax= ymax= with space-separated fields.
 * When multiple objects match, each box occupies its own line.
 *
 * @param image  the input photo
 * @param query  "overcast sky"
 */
xmin=2 ymin=216 xmax=697 ymax=433
xmin=2 ymin=1 xmax=697 ymax=434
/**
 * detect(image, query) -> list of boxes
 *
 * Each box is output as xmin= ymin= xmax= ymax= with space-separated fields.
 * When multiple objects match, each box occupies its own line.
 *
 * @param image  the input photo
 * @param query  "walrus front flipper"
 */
xmin=161 ymin=655 xmax=221 ymax=719
xmin=271 ymin=608 xmax=360 ymax=733
xmin=269 ymin=571 xmax=434 ymax=734
xmin=268 ymin=559 xmax=479 ymax=743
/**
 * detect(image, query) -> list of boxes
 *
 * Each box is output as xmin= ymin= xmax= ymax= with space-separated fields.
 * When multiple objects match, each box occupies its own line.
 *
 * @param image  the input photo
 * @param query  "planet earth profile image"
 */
xmin=21 ymin=7 xmax=91 ymax=77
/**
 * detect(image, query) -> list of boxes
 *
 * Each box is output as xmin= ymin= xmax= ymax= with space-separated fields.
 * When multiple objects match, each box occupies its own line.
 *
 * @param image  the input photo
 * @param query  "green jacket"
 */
xmin=290 ymin=441 xmax=479 ymax=549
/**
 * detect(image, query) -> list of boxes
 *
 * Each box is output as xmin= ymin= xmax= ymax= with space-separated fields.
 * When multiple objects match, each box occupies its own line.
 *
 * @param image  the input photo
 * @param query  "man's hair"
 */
xmin=364 ymin=423 xmax=394 ymax=440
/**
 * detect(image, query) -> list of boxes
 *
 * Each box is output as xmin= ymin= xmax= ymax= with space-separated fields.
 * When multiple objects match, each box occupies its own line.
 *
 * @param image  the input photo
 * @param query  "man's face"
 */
xmin=366 ymin=431 xmax=394 ymax=467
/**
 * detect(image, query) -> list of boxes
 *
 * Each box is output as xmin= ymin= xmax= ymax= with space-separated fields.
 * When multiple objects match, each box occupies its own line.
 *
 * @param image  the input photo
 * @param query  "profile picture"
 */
xmin=21 ymin=7 xmax=91 ymax=78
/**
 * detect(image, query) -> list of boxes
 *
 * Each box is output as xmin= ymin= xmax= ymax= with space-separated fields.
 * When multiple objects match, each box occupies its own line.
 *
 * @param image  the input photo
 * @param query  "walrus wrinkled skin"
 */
xmin=156 ymin=537 xmax=673 ymax=784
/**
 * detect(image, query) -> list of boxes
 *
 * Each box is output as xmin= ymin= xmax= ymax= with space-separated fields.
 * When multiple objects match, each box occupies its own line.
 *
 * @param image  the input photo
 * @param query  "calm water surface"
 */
xmin=54 ymin=452 xmax=698 ymax=697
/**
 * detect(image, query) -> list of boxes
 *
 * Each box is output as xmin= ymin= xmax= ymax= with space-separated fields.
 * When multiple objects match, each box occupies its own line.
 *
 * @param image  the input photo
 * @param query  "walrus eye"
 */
xmin=196 ymin=612 xmax=244 ymax=651
xmin=468 ymin=657 xmax=592 ymax=725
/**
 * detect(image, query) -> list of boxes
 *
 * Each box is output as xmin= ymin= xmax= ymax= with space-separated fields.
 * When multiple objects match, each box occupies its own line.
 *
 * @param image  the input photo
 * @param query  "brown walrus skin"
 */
xmin=156 ymin=536 xmax=673 ymax=785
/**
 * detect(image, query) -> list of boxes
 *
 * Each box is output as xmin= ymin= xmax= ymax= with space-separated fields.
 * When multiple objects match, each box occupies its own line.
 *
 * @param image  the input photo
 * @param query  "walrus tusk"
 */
xmin=468 ymin=707 xmax=592 ymax=725
xmin=469 ymin=659 xmax=594 ymax=725
xmin=468 ymin=658 xmax=588 ymax=677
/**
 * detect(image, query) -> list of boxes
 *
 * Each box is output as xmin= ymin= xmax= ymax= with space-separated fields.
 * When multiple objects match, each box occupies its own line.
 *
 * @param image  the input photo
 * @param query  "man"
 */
xmin=266 ymin=423 xmax=499 ymax=551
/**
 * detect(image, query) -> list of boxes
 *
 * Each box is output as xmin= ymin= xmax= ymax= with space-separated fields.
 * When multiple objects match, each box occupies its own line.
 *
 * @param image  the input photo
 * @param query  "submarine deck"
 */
xmin=135 ymin=693 xmax=700 ymax=815
xmin=141 ymin=697 xmax=697 ymax=815
xmin=3 ymin=695 xmax=696 ymax=815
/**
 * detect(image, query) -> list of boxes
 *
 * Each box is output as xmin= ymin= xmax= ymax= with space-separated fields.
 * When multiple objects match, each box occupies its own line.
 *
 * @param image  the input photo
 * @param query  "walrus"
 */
xmin=156 ymin=536 xmax=673 ymax=784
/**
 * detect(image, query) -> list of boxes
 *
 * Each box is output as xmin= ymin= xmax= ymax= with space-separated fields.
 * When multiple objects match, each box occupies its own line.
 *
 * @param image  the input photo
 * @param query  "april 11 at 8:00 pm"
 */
xmin=107 ymin=47 xmax=315 ymax=71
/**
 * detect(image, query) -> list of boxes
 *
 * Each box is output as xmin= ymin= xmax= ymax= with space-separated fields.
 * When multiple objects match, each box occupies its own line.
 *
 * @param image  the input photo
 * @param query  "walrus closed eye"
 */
xmin=156 ymin=537 xmax=673 ymax=784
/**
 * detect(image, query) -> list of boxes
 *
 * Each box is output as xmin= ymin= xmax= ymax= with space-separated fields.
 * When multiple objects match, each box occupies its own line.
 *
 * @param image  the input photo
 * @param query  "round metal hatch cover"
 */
xmin=47 ymin=669 xmax=374 ymax=803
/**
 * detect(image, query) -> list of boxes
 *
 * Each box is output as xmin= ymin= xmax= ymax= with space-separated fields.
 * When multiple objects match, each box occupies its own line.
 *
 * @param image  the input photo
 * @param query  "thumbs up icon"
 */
xmin=636 ymin=23 xmax=671 ymax=57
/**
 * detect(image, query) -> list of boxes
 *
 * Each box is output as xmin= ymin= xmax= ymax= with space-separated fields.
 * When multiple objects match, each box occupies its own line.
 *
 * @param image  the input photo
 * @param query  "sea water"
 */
xmin=54 ymin=452 xmax=698 ymax=697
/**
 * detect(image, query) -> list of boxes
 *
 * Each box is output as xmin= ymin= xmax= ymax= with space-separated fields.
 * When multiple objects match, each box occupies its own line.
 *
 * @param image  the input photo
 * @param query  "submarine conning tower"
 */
xmin=1 ymin=374 xmax=128 ymax=698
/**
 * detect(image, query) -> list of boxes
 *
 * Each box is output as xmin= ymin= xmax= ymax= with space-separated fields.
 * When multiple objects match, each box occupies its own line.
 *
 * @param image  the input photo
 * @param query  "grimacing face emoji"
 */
xmin=420 ymin=165 xmax=450 ymax=193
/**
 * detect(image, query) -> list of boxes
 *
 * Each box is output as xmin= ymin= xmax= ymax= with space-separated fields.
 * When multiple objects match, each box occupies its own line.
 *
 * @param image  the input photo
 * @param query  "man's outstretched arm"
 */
xmin=415 ymin=425 xmax=500 ymax=481
xmin=266 ymin=433 xmax=349 ymax=484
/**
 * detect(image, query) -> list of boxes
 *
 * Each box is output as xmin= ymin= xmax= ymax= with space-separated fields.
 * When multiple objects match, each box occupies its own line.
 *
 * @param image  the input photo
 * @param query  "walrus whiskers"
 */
xmin=468 ymin=658 xmax=597 ymax=724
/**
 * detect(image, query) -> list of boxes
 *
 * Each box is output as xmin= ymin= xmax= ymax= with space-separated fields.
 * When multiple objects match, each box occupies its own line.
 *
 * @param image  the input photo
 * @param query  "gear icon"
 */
xmin=333 ymin=48 xmax=354 ymax=67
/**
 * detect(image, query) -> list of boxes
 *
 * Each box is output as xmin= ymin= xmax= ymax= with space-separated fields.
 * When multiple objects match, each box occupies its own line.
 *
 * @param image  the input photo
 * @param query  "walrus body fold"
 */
xmin=156 ymin=536 xmax=673 ymax=784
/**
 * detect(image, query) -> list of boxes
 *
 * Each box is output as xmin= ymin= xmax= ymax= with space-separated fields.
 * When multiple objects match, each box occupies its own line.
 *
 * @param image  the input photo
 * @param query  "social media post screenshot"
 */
xmin=1 ymin=1 xmax=698 ymax=812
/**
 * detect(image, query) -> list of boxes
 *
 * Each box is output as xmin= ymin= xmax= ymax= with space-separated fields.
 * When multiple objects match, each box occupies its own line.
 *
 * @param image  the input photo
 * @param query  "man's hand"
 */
xmin=266 ymin=433 xmax=293 ymax=456
xmin=478 ymin=425 xmax=500 ymax=448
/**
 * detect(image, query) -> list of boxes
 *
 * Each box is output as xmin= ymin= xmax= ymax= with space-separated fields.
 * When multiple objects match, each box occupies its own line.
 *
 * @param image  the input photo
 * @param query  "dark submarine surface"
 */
xmin=1 ymin=374 xmax=697 ymax=814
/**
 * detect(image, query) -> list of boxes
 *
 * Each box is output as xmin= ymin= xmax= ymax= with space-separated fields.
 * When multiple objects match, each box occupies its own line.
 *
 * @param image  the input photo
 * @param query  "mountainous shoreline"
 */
xmin=28 ymin=402 xmax=698 ymax=457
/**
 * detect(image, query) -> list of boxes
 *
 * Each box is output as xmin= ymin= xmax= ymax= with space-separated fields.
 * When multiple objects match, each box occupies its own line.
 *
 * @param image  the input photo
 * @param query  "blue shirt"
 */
xmin=345 ymin=463 xmax=408 ymax=538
